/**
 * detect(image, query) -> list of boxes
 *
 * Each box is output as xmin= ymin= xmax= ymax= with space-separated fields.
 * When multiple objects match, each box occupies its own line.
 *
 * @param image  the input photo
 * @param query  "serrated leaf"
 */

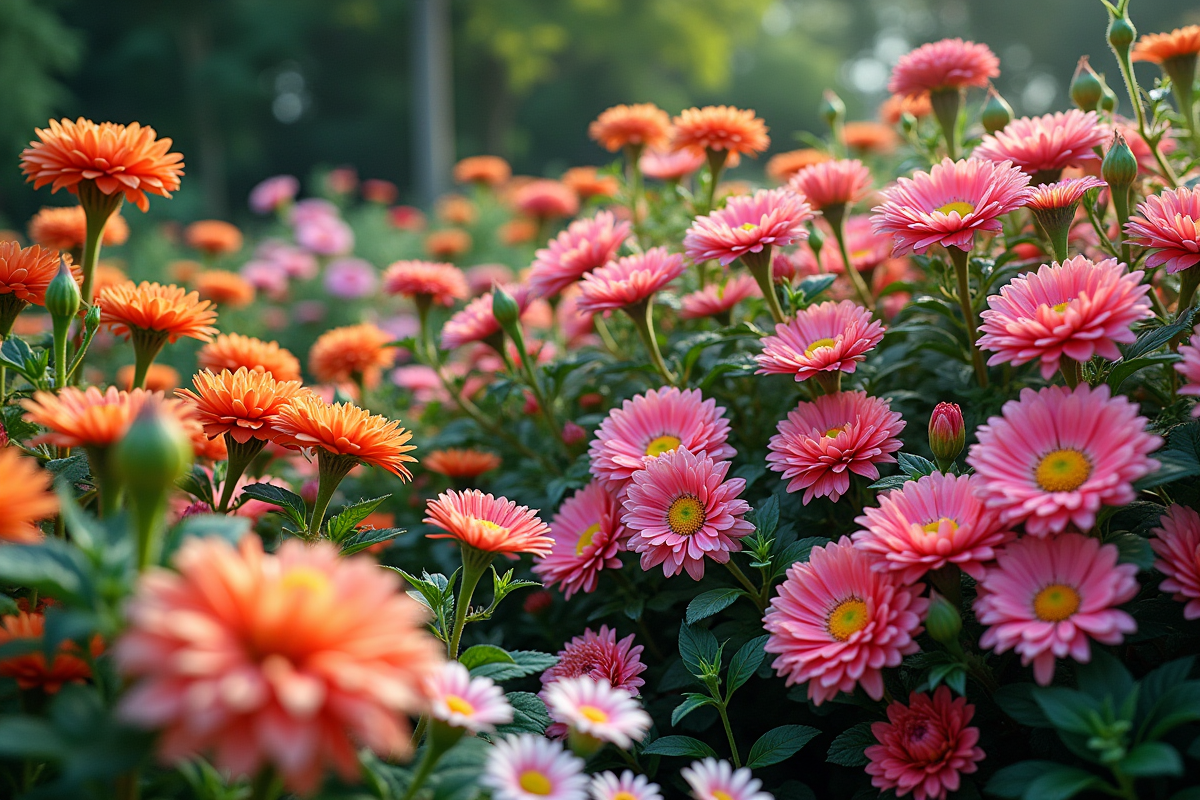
xmin=45 ymin=453 xmax=90 ymax=487
xmin=679 ymin=623 xmax=720 ymax=679
xmin=461 ymin=645 xmax=514 ymax=671
xmin=326 ymin=495 xmax=390 ymax=542
xmin=1107 ymin=352 xmax=1181 ymax=391
xmin=641 ymin=735 xmax=718 ymax=758
xmin=797 ymin=274 xmax=836 ymax=302
xmin=686 ymin=589 xmax=743 ymax=625
xmin=1105 ymin=532 xmax=1155 ymax=570
xmin=727 ymin=635 xmax=768 ymax=695
xmin=826 ymin=722 xmax=875 ymax=767
xmin=868 ymin=474 xmax=910 ymax=491
xmin=339 ymin=527 xmax=404 ymax=556
xmin=897 ymin=452 xmax=938 ymax=478
xmin=1134 ymin=451 xmax=1200 ymax=490
xmin=241 ymin=482 xmax=307 ymax=526
xmin=176 ymin=465 xmax=215 ymax=507
xmin=472 ymin=650 xmax=559 ymax=682
xmin=1123 ymin=305 xmax=1197 ymax=359
xmin=494 ymin=692 xmax=550 ymax=736
xmin=746 ymin=725 xmax=820 ymax=769
xmin=752 ymin=495 xmax=779 ymax=538
xmin=671 ymin=694 xmax=716 ymax=726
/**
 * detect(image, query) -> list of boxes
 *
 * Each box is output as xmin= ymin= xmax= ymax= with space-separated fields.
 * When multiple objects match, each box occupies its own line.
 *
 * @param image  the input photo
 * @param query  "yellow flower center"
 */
xmin=936 ymin=201 xmax=976 ymax=217
xmin=713 ymin=793 xmax=735 ymax=800
xmin=827 ymin=597 xmax=870 ymax=641
xmin=667 ymin=495 xmax=706 ymax=536
xmin=739 ymin=222 xmax=759 ymax=231
xmin=575 ymin=522 xmax=602 ymax=556
xmin=805 ymin=337 xmax=838 ymax=356
xmin=1052 ymin=300 xmax=1072 ymax=313
xmin=645 ymin=434 xmax=682 ymax=457
xmin=579 ymin=704 xmax=609 ymax=723
xmin=280 ymin=566 xmax=332 ymax=596
xmin=519 ymin=771 xmax=553 ymax=796
xmin=922 ymin=517 xmax=959 ymax=534
xmin=824 ymin=425 xmax=844 ymax=439
xmin=1035 ymin=449 xmax=1092 ymax=492
xmin=445 ymin=694 xmax=476 ymax=716
xmin=1033 ymin=583 xmax=1081 ymax=622
xmin=612 ymin=794 xmax=638 ymax=800
xmin=851 ymin=248 xmax=872 ymax=261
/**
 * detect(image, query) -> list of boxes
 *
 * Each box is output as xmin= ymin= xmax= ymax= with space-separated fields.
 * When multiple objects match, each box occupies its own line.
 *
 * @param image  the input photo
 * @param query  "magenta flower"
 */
xmin=973 ymin=110 xmax=1109 ymax=179
xmin=755 ymin=300 xmax=885 ymax=382
xmin=248 ymin=175 xmax=299 ymax=214
xmin=322 ymin=257 xmax=378 ymax=299
xmin=639 ymin=148 xmax=706 ymax=181
xmin=541 ymin=626 xmax=647 ymax=696
xmin=683 ymin=188 xmax=813 ymax=267
xmin=1176 ymin=325 xmax=1200 ymax=415
xmin=529 ymin=211 xmax=631 ymax=298
xmin=679 ymin=274 xmax=760 ymax=320
xmin=295 ymin=215 xmax=354 ymax=256
xmin=1125 ymin=186 xmax=1200 ymax=273
xmin=1150 ymin=504 xmax=1200 ymax=620
xmin=533 ymin=481 xmax=626 ymax=600
xmin=888 ymin=39 xmax=999 ymax=97
xmin=575 ymin=247 xmax=685 ymax=313
xmin=788 ymin=159 xmax=872 ymax=211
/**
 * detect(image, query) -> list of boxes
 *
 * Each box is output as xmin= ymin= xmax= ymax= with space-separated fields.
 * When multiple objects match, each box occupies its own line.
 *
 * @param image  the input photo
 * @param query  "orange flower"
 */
xmin=880 ymin=93 xmax=933 ymax=125
xmin=23 ymin=386 xmax=156 ymax=449
xmin=191 ymin=427 xmax=228 ymax=461
xmin=843 ymin=121 xmax=901 ymax=154
xmin=99 ymin=281 xmax=218 ymax=343
xmin=454 ymin=155 xmax=512 ymax=186
xmin=0 ymin=448 xmax=58 ymax=543
xmin=28 ymin=205 xmax=129 ymax=250
xmin=197 ymin=332 xmax=302 ymax=382
xmin=0 ymin=242 xmax=77 ymax=333
xmin=308 ymin=323 xmax=395 ymax=388
xmin=194 ymin=270 xmax=255 ymax=307
xmin=672 ymin=106 xmax=770 ymax=158
xmin=1133 ymin=25 xmax=1200 ymax=64
xmin=424 ymin=448 xmax=501 ymax=479
xmin=424 ymin=489 xmax=553 ymax=556
xmin=177 ymin=368 xmax=305 ymax=445
xmin=92 ymin=261 xmax=128 ymax=295
xmin=185 ymin=220 xmax=243 ymax=255
xmin=766 ymin=149 xmax=832 ymax=183
xmin=118 ymin=362 xmax=180 ymax=392
xmin=273 ymin=393 xmax=417 ymax=479
xmin=425 ymin=229 xmax=472 ymax=259
xmin=498 ymin=218 xmax=538 ymax=246
xmin=589 ymin=103 xmax=672 ymax=153
xmin=562 ymin=166 xmax=619 ymax=199
xmin=0 ymin=610 xmax=99 ymax=693
xmin=20 ymin=118 xmax=184 ymax=212
xmin=169 ymin=259 xmax=203 ymax=284
xmin=436 ymin=194 xmax=478 ymax=226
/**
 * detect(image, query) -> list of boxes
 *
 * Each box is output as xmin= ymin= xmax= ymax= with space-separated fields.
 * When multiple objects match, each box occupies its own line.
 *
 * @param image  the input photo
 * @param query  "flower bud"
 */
xmin=1107 ymin=15 xmax=1136 ymax=55
xmin=45 ymin=257 xmax=80 ymax=323
xmin=1070 ymin=57 xmax=1104 ymax=112
xmin=928 ymin=402 xmax=965 ymax=470
xmin=807 ymin=221 xmax=826 ymax=257
xmin=925 ymin=592 xmax=963 ymax=645
xmin=819 ymin=89 xmax=845 ymax=130
xmin=84 ymin=302 xmax=101 ymax=334
xmin=562 ymin=421 xmax=586 ymax=446
xmin=1102 ymin=132 xmax=1138 ymax=190
xmin=1100 ymin=80 xmax=1119 ymax=113
xmin=980 ymin=87 xmax=1013 ymax=134
xmin=491 ymin=284 xmax=521 ymax=330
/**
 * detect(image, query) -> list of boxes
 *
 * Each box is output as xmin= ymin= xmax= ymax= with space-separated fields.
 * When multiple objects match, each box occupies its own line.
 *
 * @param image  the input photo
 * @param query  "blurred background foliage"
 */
xmin=0 ymin=0 xmax=1194 ymax=226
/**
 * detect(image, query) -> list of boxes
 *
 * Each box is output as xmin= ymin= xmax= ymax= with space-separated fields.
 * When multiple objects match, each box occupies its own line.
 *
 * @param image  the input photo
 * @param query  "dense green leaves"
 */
xmin=746 ymin=725 xmax=820 ymax=768
xmin=826 ymin=722 xmax=875 ymax=767
xmin=641 ymin=735 xmax=718 ymax=758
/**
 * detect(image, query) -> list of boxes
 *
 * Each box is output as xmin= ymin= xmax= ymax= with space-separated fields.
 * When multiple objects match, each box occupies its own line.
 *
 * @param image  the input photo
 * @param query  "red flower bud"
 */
xmin=562 ymin=421 xmax=587 ymax=446
xmin=523 ymin=589 xmax=553 ymax=615
xmin=928 ymin=402 xmax=965 ymax=470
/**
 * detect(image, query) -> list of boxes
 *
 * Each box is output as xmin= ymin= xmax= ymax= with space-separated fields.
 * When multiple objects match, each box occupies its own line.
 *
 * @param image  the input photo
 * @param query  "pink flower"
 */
xmin=588 ymin=387 xmax=735 ymax=491
xmin=382 ymin=260 xmax=469 ymax=306
xmin=973 ymin=110 xmax=1109 ymax=179
xmin=622 ymin=447 xmax=754 ymax=580
xmin=533 ymin=481 xmax=626 ymax=600
xmin=465 ymin=263 xmax=515 ymax=295
xmin=541 ymin=626 xmax=647 ymax=696
xmin=425 ymin=661 xmax=513 ymax=733
xmin=1125 ymin=186 xmax=1200 ymax=273
xmin=755 ymin=300 xmax=885 ymax=382
xmin=322 ymin=257 xmax=377 ymax=299
xmin=764 ymin=538 xmax=927 ymax=704
xmin=788 ymin=159 xmax=872 ymax=210
xmin=975 ymin=533 xmax=1139 ymax=685
xmin=513 ymin=180 xmax=580 ymax=220
xmin=977 ymin=256 xmax=1152 ymax=379
xmin=888 ymin=39 xmax=999 ymax=97
xmin=1176 ymin=326 xmax=1200 ymax=415
xmin=240 ymin=260 xmax=289 ymax=300
xmin=680 ymin=274 xmax=760 ymax=320
xmin=258 ymin=240 xmax=317 ymax=280
xmin=1150 ymin=504 xmax=1200 ymax=619
xmin=544 ymin=677 xmax=651 ymax=749
xmin=865 ymin=687 xmax=985 ymax=800
xmin=1026 ymin=176 xmax=1107 ymax=214
xmin=852 ymin=472 xmax=1013 ymax=584
xmin=767 ymin=391 xmax=905 ymax=504
xmin=529 ymin=211 xmax=632 ymax=298
xmin=289 ymin=198 xmax=339 ymax=226
xmin=391 ymin=364 xmax=449 ymax=403
xmin=440 ymin=284 xmax=533 ymax=350
xmin=249 ymin=175 xmax=299 ymax=214
xmin=295 ymin=215 xmax=354 ymax=256
xmin=681 ymin=759 xmax=773 ymax=800
xmin=684 ymin=188 xmax=814 ymax=267
xmin=788 ymin=217 xmax=895 ymax=275
xmin=590 ymin=771 xmax=662 ymax=800
xmin=967 ymin=384 xmax=1161 ymax=536
xmin=557 ymin=284 xmax=595 ymax=344
xmin=482 ymin=735 xmax=588 ymax=800
xmin=639 ymin=148 xmax=706 ymax=181
xmin=423 ymin=488 xmax=553 ymax=557
xmin=575 ymin=247 xmax=685 ymax=313
xmin=872 ymin=158 xmax=1033 ymax=255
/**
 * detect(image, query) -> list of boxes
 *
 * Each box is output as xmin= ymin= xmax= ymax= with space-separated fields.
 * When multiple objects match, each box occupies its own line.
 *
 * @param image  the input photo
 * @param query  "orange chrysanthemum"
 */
xmin=23 ymin=386 xmax=157 ymax=449
xmin=454 ymin=155 xmax=512 ymax=186
xmin=273 ymin=393 xmax=417 ymax=479
xmin=93 ymin=261 xmax=128 ymax=295
xmin=20 ymin=118 xmax=184 ymax=212
xmin=672 ymin=106 xmax=770 ymax=158
xmin=0 ymin=448 xmax=58 ymax=543
xmin=193 ymin=270 xmax=255 ymax=307
xmin=424 ymin=448 xmax=501 ymax=479
xmin=118 ymin=362 xmax=180 ymax=392
xmin=169 ymin=259 xmax=203 ymax=284
xmin=425 ymin=229 xmax=472 ymax=259
xmin=424 ymin=489 xmax=553 ymax=556
xmin=880 ymin=93 xmax=934 ymax=125
xmin=1132 ymin=25 xmax=1200 ymax=64
xmin=498 ymin=218 xmax=539 ymax=246
xmin=99 ymin=281 xmax=218 ymax=343
xmin=0 ymin=242 xmax=75 ymax=314
xmin=0 ymin=609 xmax=100 ymax=693
xmin=28 ymin=205 xmax=129 ymax=250
xmin=177 ymin=368 xmax=305 ymax=444
xmin=589 ymin=103 xmax=673 ymax=153
xmin=562 ymin=166 xmax=619 ymax=199
xmin=198 ymin=333 xmax=302 ymax=382
xmin=185 ymin=220 xmax=243 ymax=255
xmin=766 ymin=149 xmax=833 ymax=183
xmin=308 ymin=323 xmax=396 ymax=388
xmin=436 ymin=195 xmax=478 ymax=226
xmin=843 ymin=121 xmax=901 ymax=153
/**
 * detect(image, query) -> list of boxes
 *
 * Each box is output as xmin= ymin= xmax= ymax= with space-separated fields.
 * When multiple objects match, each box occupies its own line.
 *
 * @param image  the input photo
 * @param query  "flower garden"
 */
xmin=4 ymin=2 xmax=1200 ymax=799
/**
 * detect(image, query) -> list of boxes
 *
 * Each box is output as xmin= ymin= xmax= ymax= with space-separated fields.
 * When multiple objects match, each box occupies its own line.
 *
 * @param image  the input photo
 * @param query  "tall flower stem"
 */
xmin=77 ymin=182 xmax=124 ymax=306
xmin=624 ymin=298 xmax=677 ymax=385
xmin=725 ymin=560 xmax=767 ymax=613
xmin=713 ymin=699 xmax=741 ymax=768
xmin=828 ymin=206 xmax=875 ymax=310
xmin=625 ymin=143 xmax=646 ymax=243
xmin=741 ymin=252 xmax=787 ymax=324
xmin=1107 ymin=9 xmax=1179 ymax=187
xmin=399 ymin=743 xmax=442 ymax=800
xmin=308 ymin=452 xmax=357 ymax=537
xmin=929 ymin=88 xmax=962 ymax=160
xmin=129 ymin=329 xmax=169 ymax=390
xmin=448 ymin=546 xmax=493 ymax=660
xmin=948 ymin=247 xmax=989 ymax=388
xmin=700 ymin=149 xmax=729 ymax=216
xmin=216 ymin=437 xmax=267 ymax=513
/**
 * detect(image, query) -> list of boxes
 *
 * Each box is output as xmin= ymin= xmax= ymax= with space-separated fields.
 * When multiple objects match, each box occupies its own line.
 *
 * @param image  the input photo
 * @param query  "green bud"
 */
xmin=807 ymin=221 xmax=826 ymax=257
xmin=491 ymin=284 xmax=521 ymax=330
xmin=1108 ymin=15 xmax=1136 ymax=54
xmin=980 ymin=87 xmax=1013 ymax=134
xmin=45 ymin=257 xmax=80 ymax=323
xmin=925 ymin=592 xmax=963 ymax=645
xmin=84 ymin=302 xmax=101 ymax=334
xmin=1070 ymin=57 xmax=1103 ymax=112
xmin=1102 ymin=131 xmax=1138 ymax=189
xmin=819 ymin=89 xmax=845 ymax=130
xmin=1100 ymin=81 xmax=1119 ymax=113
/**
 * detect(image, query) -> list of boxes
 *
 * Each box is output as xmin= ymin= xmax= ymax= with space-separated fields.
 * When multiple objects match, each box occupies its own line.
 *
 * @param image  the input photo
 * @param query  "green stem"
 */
xmin=1061 ymin=356 xmax=1082 ymax=388
xmin=625 ymin=143 xmax=645 ymax=245
xmin=115 ymin=770 xmax=139 ymax=800
xmin=1111 ymin=33 xmax=1179 ymax=187
xmin=448 ymin=547 xmax=492 ymax=660
xmin=129 ymin=329 xmax=169 ymax=390
xmin=714 ymin=699 xmax=741 ymax=767
xmin=248 ymin=767 xmax=281 ymax=800
xmin=929 ymin=88 xmax=962 ymax=160
xmin=308 ymin=452 xmax=357 ymax=537
xmin=1111 ymin=183 xmax=1132 ymax=267
xmin=216 ymin=436 xmax=266 ymax=513
xmin=725 ymin=559 xmax=767 ymax=614
xmin=625 ymin=299 xmax=677 ymax=385
xmin=949 ymin=247 xmax=988 ymax=388
xmin=701 ymin=149 xmax=728 ymax=216
xmin=77 ymin=182 xmax=123 ymax=307
xmin=52 ymin=322 xmax=70 ymax=391
xmin=830 ymin=209 xmax=874 ymax=310
xmin=400 ymin=743 xmax=442 ymax=800
xmin=743 ymin=253 xmax=787 ymax=324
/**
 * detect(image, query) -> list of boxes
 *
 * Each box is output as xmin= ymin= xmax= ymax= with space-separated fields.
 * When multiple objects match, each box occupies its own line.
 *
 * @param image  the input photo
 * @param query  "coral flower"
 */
xmin=588 ymin=387 xmax=735 ymax=490
xmin=425 ymin=448 xmax=502 ymax=479
xmin=308 ymin=323 xmax=395 ymax=389
xmin=975 ymin=533 xmax=1138 ymax=685
xmin=1177 ymin=326 xmax=1200 ymax=415
xmin=273 ymin=393 xmax=417 ymax=479
xmin=176 ymin=367 xmax=304 ymax=445
xmin=513 ymin=180 xmax=579 ymax=220
xmin=789 ymin=159 xmax=872 ymax=211
xmin=425 ymin=229 xmax=473 ymax=260
xmin=1132 ymin=25 xmax=1200 ymax=64
xmin=425 ymin=661 xmax=512 ymax=734
xmin=424 ymin=489 xmax=553 ymax=557
xmin=382 ymin=260 xmax=469 ymax=307
xmin=977 ymin=256 xmax=1151 ymax=378
xmin=193 ymin=270 xmax=255 ymax=307
xmin=529 ymin=211 xmax=632 ymax=298
xmin=589 ymin=104 xmax=673 ymax=153
xmin=295 ymin=215 xmax=354 ymax=256
xmin=99 ymin=281 xmax=218 ymax=343
xmin=0 ymin=242 xmax=75 ymax=332
xmin=756 ymin=300 xmax=885 ymax=383
xmin=888 ymin=39 xmax=999 ymax=97
xmin=441 ymin=284 xmax=533 ymax=350
xmin=852 ymin=473 xmax=1013 ymax=584
xmin=20 ymin=118 xmax=184 ymax=212
xmin=498 ymin=218 xmax=539 ymax=246
xmin=871 ymin=158 xmax=1033 ymax=255
xmin=185 ymin=220 xmax=243 ymax=255
xmin=1024 ymin=176 xmax=1107 ymax=255
xmin=681 ymin=759 xmax=773 ymax=800
xmin=541 ymin=626 xmax=647 ymax=696
xmin=248 ymin=175 xmax=299 ymax=214
xmin=0 ymin=610 xmax=97 ymax=693
xmin=972 ymin=110 xmax=1108 ymax=181
xmin=119 ymin=362 xmax=180 ymax=392
xmin=439 ymin=195 xmax=477 ymax=226
xmin=766 ymin=149 xmax=832 ymax=183
xmin=967 ymin=384 xmax=1160 ymax=536
xmin=0 ymin=447 xmax=58 ymax=543
xmin=683 ymin=188 xmax=814 ymax=267
xmin=880 ymin=93 xmax=934 ymax=125
xmin=575 ymin=247 xmax=685 ymax=313
xmin=197 ymin=333 xmax=302 ymax=382
xmin=116 ymin=536 xmax=443 ymax=794
xmin=768 ymin=391 xmax=905 ymax=504
xmin=23 ymin=386 xmax=157 ymax=449
xmin=1125 ymin=187 xmax=1200 ymax=273
xmin=454 ymin=155 xmax=512 ymax=187
xmin=590 ymin=771 xmax=662 ymax=800
xmin=545 ymin=677 xmax=651 ymax=749
xmin=1151 ymin=504 xmax=1200 ymax=619
xmin=680 ymin=274 xmax=760 ymax=320
xmin=483 ymin=735 xmax=587 ymax=800
xmin=28 ymin=205 xmax=128 ymax=250
xmin=843 ymin=121 xmax=902 ymax=154
xmin=764 ymin=537 xmax=927 ymax=704
xmin=865 ymin=687 xmax=985 ymax=800
xmin=639 ymin=148 xmax=706 ymax=181
xmin=534 ymin=481 xmax=625 ymax=599
xmin=671 ymin=106 xmax=770 ymax=160
xmin=562 ymin=167 xmax=619 ymax=200
xmin=362 ymin=179 xmax=398 ymax=205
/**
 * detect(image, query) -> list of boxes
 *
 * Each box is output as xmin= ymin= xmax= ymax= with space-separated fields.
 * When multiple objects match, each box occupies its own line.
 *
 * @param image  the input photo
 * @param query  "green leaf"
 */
xmin=494 ymin=692 xmax=549 ymax=736
xmin=679 ymin=623 xmax=720 ymax=678
xmin=1032 ymin=687 xmax=1097 ymax=735
xmin=460 ymin=645 xmax=515 ymax=671
xmin=0 ymin=540 xmax=94 ymax=606
xmin=992 ymin=684 xmax=1052 ymax=728
xmin=176 ymin=465 xmax=215 ymax=507
xmin=752 ymin=495 xmax=779 ymax=538
xmin=686 ymin=589 xmax=744 ymax=625
xmin=826 ymin=721 xmax=875 ymax=767
xmin=1134 ymin=451 xmax=1200 ymax=490
xmin=869 ymin=474 xmax=910 ymax=491
xmin=1143 ymin=681 xmax=1200 ymax=740
xmin=1075 ymin=649 xmax=1134 ymax=706
xmin=1122 ymin=305 xmax=1197 ymax=360
xmin=326 ymin=495 xmax=390 ymax=542
xmin=746 ymin=724 xmax=820 ymax=769
xmin=1105 ymin=532 xmax=1155 ymax=569
xmin=339 ymin=527 xmax=404 ymax=556
xmin=0 ymin=336 xmax=40 ymax=380
xmin=472 ymin=650 xmax=558 ymax=682
xmin=240 ymin=482 xmax=307 ymax=526
xmin=1106 ymin=352 xmax=1181 ymax=391
xmin=986 ymin=762 xmax=1101 ymax=800
xmin=727 ymin=635 xmax=768 ymax=695
xmin=162 ymin=514 xmax=251 ymax=562
xmin=671 ymin=693 xmax=716 ymax=726
xmin=1120 ymin=741 xmax=1183 ymax=777
xmin=0 ymin=715 xmax=65 ymax=758
xmin=45 ymin=453 xmax=91 ymax=486
xmin=1137 ymin=656 xmax=1194 ymax=729
xmin=898 ymin=452 xmax=938 ymax=478
xmin=641 ymin=735 xmax=718 ymax=758
xmin=797 ymin=274 xmax=836 ymax=302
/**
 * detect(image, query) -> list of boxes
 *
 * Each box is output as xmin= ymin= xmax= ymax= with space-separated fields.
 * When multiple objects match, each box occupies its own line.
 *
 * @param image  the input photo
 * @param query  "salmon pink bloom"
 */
xmin=529 ymin=211 xmax=631 ymax=298
xmin=764 ymin=538 xmax=927 ymax=704
xmin=382 ymin=260 xmax=469 ymax=306
xmin=973 ymin=110 xmax=1108 ymax=181
xmin=0 ymin=448 xmax=58 ymax=543
xmin=967 ymin=384 xmax=1160 ymax=536
xmin=544 ymin=677 xmax=651 ymax=749
xmin=424 ymin=489 xmax=553 ymax=557
xmin=454 ymin=155 xmax=511 ymax=187
xmin=1150 ymin=504 xmax=1200 ymax=619
xmin=424 ymin=448 xmax=501 ymax=479
xmin=1176 ymin=326 xmax=1200 ymax=414
xmin=589 ymin=104 xmax=672 ymax=153
xmin=865 ymin=687 xmax=985 ymax=800
xmin=289 ymin=198 xmax=338 ymax=226
xmin=1133 ymin=25 xmax=1200 ymax=64
xmin=680 ymin=274 xmax=759 ymax=320
xmin=683 ymin=188 xmax=813 ymax=267
xmin=1025 ymin=177 xmax=1107 ymax=258
xmin=639 ymin=148 xmax=706 ymax=181
xmin=755 ymin=300 xmax=885 ymax=383
xmin=1125 ymin=187 xmax=1200 ymax=273
xmin=513 ymin=180 xmax=579 ymax=221
xmin=575 ymin=247 xmax=684 ymax=313
xmin=441 ymin=284 xmax=533 ymax=350
xmin=880 ymin=92 xmax=934 ymax=124
xmin=681 ymin=759 xmax=772 ymax=800
xmin=766 ymin=148 xmax=832 ymax=183
xmin=590 ymin=771 xmax=662 ymax=800
xmin=424 ymin=661 xmax=512 ymax=734
xmin=541 ymin=626 xmax=646 ymax=696
xmin=197 ymin=333 xmax=301 ymax=382
xmin=788 ymin=159 xmax=872 ymax=211
xmin=295 ymin=214 xmax=354 ymax=256
xmin=975 ymin=533 xmax=1138 ymax=685
xmin=534 ymin=482 xmax=626 ymax=599
xmin=671 ymin=106 xmax=770 ymax=160
xmin=322 ymin=257 xmax=377 ymax=299
xmin=483 ymin=734 xmax=587 ymax=800
xmin=28 ymin=205 xmax=128 ymax=250
xmin=888 ymin=39 xmax=999 ymax=97
xmin=308 ymin=322 xmax=395 ymax=389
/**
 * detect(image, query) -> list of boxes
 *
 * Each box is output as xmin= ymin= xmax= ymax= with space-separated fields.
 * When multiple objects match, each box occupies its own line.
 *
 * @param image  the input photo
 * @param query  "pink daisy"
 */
xmin=973 ymin=110 xmax=1109 ymax=180
xmin=512 ymin=180 xmax=580 ymax=220
xmin=590 ymin=771 xmax=662 ymax=800
xmin=888 ymin=39 xmax=999 ymax=97
xmin=424 ymin=488 xmax=553 ymax=557
xmin=767 ymin=391 xmax=905 ymax=504
xmin=540 ymin=626 xmax=647 ymax=696
xmin=786 ymin=217 xmax=894 ymax=276
xmin=967 ymin=384 xmax=1161 ymax=536
xmin=424 ymin=661 xmax=513 ymax=734
xmin=529 ymin=211 xmax=632 ymax=298
xmin=588 ymin=387 xmax=734 ymax=490
xmin=1125 ymin=187 xmax=1200 ymax=273
xmin=977 ymin=256 xmax=1152 ymax=379
xmin=575 ymin=247 xmax=685 ymax=313
xmin=544 ymin=677 xmax=651 ymax=749
xmin=249 ymin=175 xmax=299 ymax=215
xmin=440 ymin=284 xmax=533 ymax=350
xmin=639 ymin=148 xmax=706 ymax=182
xmin=482 ymin=734 xmax=588 ymax=800
xmin=533 ymin=481 xmax=626 ymax=600
xmin=680 ymin=274 xmax=760 ymax=320
xmin=683 ymin=188 xmax=814 ymax=267
xmin=681 ymin=759 xmax=773 ymax=800
xmin=295 ymin=214 xmax=354 ymax=256
xmin=852 ymin=472 xmax=1013 ymax=584
xmin=1026 ymin=176 xmax=1107 ymax=215
xmin=788 ymin=159 xmax=872 ymax=211
xmin=865 ymin=687 xmax=985 ymax=800
xmin=1150 ymin=504 xmax=1200 ymax=619
xmin=870 ymin=158 xmax=1033 ymax=255
xmin=975 ymin=533 xmax=1138 ymax=685
xmin=755 ymin=300 xmax=885 ymax=382
xmin=323 ymin=257 xmax=378 ymax=299
xmin=382 ymin=260 xmax=469 ymax=306
xmin=764 ymin=538 xmax=927 ymax=704
xmin=1176 ymin=326 xmax=1200 ymax=415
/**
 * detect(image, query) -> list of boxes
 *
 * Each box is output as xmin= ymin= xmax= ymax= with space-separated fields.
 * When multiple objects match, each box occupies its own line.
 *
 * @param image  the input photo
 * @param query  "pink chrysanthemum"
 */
xmin=1026 ymin=176 xmax=1107 ymax=213
xmin=529 ymin=212 xmax=632 ymax=298
xmin=544 ymin=677 xmax=651 ymax=749
xmin=622 ymin=447 xmax=754 ymax=580
xmin=679 ymin=274 xmax=760 ymax=320
xmin=424 ymin=489 xmax=553 ymax=557
xmin=865 ymin=687 xmax=985 ymax=800
xmin=1176 ymin=326 xmax=1200 ymax=415
xmin=871 ymin=158 xmax=1033 ymax=255
xmin=482 ymin=734 xmax=588 ymax=800
xmin=975 ymin=533 xmax=1138 ymax=685
xmin=973 ymin=110 xmax=1108 ymax=180
xmin=640 ymin=148 xmax=706 ymax=181
xmin=681 ymin=759 xmax=773 ymax=800
xmin=967 ymin=384 xmax=1161 ymax=536
xmin=1125 ymin=187 xmax=1200 ymax=274
xmin=425 ymin=661 xmax=512 ymax=733
xmin=588 ymin=387 xmax=735 ymax=491
xmin=513 ymin=180 xmax=580 ymax=220
xmin=765 ymin=537 xmax=927 ymax=704
xmin=767 ymin=391 xmax=905 ymax=504
xmin=1150 ymin=504 xmax=1200 ymax=619
xmin=788 ymin=216 xmax=895 ymax=275
xmin=755 ymin=300 xmax=885 ymax=382
xmin=590 ymin=771 xmax=662 ymax=800
xmin=541 ymin=626 xmax=647 ymax=696
xmin=249 ymin=175 xmax=299 ymax=214
xmin=575 ymin=247 xmax=685 ymax=313
xmin=888 ymin=39 xmax=999 ymax=97
xmin=683 ymin=188 xmax=814 ymax=267
xmin=441 ymin=284 xmax=533 ymax=350
xmin=852 ymin=473 xmax=1013 ymax=584
xmin=977 ymin=256 xmax=1152 ymax=379
xmin=788 ymin=159 xmax=872 ymax=211
xmin=533 ymin=481 xmax=626 ymax=600
xmin=382 ymin=260 xmax=469 ymax=306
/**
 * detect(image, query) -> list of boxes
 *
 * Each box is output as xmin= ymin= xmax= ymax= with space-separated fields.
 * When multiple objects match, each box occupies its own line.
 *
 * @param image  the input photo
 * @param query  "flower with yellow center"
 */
xmin=667 ymin=495 xmax=707 ymax=536
xmin=1035 ymin=449 xmax=1091 ymax=493
xmin=805 ymin=337 xmax=838 ymax=356
xmin=922 ymin=517 xmax=959 ymax=534
xmin=482 ymin=734 xmax=587 ymax=800
xmin=444 ymin=695 xmax=476 ymax=716
xmin=936 ymin=200 xmax=975 ymax=217
xmin=644 ymin=434 xmax=681 ymax=457
xmin=520 ymin=771 xmax=553 ymax=795
xmin=575 ymin=522 xmax=602 ymax=556
xmin=1033 ymin=584 xmax=1080 ymax=622
xmin=827 ymin=597 xmax=871 ymax=641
